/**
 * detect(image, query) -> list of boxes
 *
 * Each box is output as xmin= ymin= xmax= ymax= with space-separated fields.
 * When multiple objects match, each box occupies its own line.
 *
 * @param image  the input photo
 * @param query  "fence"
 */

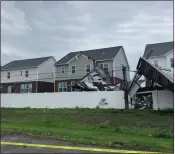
xmin=1 ymin=91 xmax=125 ymax=109
xmin=152 ymin=90 xmax=174 ymax=110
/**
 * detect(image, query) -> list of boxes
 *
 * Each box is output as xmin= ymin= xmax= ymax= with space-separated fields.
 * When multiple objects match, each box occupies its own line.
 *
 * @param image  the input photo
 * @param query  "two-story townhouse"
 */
xmin=143 ymin=41 xmax=174 ymax=87
xmin=1 ymin=56 xmax=56 ymax=93
xmin=54 ymin=46 xmax=130 ymax=92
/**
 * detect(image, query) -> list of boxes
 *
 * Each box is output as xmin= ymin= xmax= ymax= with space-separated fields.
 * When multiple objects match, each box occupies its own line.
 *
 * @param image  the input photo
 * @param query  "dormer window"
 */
xmin=7 ymin=72 xmax=10 ymax=79
xmin=25 ymin=71 xmax=29 ymax=77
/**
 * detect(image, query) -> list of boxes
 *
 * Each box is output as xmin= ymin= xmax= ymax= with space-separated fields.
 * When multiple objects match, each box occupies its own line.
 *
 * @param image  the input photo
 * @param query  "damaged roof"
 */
xmin=143 ymin=41 xmax=174 ymax=58
xmin=55 ymin=46 xmax=122 ymax=65
xmin=136 ymin=57 xmax=174 ymax=92
xmin=70 ymin=66 xmax=113 ymax=91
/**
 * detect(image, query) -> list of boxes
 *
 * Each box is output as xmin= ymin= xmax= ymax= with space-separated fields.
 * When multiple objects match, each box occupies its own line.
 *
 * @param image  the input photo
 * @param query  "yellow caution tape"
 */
xmin=1 ymin=141 xmax=162 ymax=153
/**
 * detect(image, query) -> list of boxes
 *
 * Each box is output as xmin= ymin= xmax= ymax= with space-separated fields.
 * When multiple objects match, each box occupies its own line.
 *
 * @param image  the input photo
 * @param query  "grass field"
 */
xmin=1 ymin=108 xmax=174 ymax=152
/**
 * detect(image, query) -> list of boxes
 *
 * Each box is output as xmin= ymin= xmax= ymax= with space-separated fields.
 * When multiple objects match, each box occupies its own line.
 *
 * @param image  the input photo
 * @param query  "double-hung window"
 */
xmin=71 ymin=65 xmax=76 ymax=74
xmin=85 ymin=64 xmax=91 ymax=73
xmin=99 ymin=63 xmax=109 ymax=71
xmin=25 ymin=70 xmax=29 ymax=77
xmin=58 ymin=82 xmax=67 ymax=92
xmin=7 ymin=72 xmax=10 ymax=79
xmin=20 ymin=83 xmax=32 ymax=93
xmin=61 ymin=67 xmax=65 ymax=73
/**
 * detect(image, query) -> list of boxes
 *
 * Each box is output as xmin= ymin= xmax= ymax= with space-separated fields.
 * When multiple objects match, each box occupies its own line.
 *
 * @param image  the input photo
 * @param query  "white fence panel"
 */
xmin=152 ymin=90 xmax=174 ymax=110
xmin=1 ymin=91 xmax=125 ymax=109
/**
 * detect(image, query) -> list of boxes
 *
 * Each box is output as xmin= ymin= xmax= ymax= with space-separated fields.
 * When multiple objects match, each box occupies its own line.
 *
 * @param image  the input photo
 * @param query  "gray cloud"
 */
xmin=1 ymin=1 xmax=173 ymax=78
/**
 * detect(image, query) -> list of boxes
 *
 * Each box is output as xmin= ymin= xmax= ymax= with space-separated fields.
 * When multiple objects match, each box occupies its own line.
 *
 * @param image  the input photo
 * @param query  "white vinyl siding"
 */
xmin=1 ymin=68 xmax=38 ymax=83
xmin=154 ymin=60 xmax=158 ymax=67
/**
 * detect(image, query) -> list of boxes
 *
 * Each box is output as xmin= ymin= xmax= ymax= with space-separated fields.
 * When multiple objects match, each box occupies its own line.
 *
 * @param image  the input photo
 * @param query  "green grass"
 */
xmin=1 ymin=108 xmax=174 ymax=152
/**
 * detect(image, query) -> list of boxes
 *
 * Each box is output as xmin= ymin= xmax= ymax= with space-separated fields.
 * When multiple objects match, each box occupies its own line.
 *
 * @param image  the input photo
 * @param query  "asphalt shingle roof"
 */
xmin=143 ymin=41 xmax=174 ymax=58
xmin=2 ymin=56 xmax=52 ymax=70
xmin=55 ymin=46 xmax=122 ymax=65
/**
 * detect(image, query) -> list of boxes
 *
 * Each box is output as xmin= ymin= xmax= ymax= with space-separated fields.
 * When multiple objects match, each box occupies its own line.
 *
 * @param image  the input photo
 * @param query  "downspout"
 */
xmin=36 ymin=68 xmax=38 ymax=93
xmin=93 ymin=60 xmax=96 ymax=69
xmin=54 ymin=65 xmax=56 ymax=92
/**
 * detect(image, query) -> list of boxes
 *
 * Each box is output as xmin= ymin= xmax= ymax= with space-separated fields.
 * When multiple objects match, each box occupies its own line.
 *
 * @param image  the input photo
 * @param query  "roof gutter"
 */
xmin=95 ymin=58 xmax=114 ymax=62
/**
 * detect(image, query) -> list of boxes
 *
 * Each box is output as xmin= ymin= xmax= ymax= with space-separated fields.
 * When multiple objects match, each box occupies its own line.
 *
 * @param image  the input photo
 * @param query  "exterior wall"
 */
xmin=54 ymin=48 xmax=130 ymax=88
xmin=55 ymin=64 xmax=69 ymax=81
xmin=1 ymin=91 xmax=125 ymax=109
xmin=55 ymin=79 xmax=79 ymax=92
xmin=1 ymin=68 xmax=38 ymax=83
xmin=152 ymin=90 xmax=174 ymax=110
xmin=166 ymin=51 xmax=174 ymax=72
xmin=54 ymin=77 xmax=120 ymax=92
xmin=68 ymin=54 xmax=94 ymax=80
xmin=96 ymin=60 xmax=113 ymax=76
xmin=145 ymin=51 xmax=173 ymax=87
xmin=1 ymin=81 xmax=54 ymax=93
xmin=113 ymin=47 xmax=130 ymax=82
xmin=1 ymin=81 xmax=37 ymax=93
xmin=38 ymin=57 xmax=56 ymax=83
xmin=55 ymin=54 xmax=93 ymax=81
xmin=147 ymin=56 xmax=166 ymax=69
xmin=37 ymin=81 xmax=54 ymax=93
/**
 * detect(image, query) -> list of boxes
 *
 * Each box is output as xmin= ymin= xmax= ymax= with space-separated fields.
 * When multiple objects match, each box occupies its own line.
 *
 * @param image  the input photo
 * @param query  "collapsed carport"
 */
xmin=136 ymin=57 xmax=173 ymax=92
xmin=128 ymin=57 xmax=174 ymax=110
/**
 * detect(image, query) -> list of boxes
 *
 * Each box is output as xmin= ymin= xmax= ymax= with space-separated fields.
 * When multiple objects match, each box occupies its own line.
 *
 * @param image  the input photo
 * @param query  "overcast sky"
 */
xmin=1 ymin=1 xmax=173 ymax=77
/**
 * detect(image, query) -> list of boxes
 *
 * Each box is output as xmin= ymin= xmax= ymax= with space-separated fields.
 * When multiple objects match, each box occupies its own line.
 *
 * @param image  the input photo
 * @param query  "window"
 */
xmin=103 ymin=63 xmax=109 ymax=71
xmin=7 ymin=72 xmax=10 ymax=79
xmin=7 ymin=85 xmax=14 ymax=93
xmin=71 ymin=65 xmax=76 ymax=74
xmin=170 ymin=58 xmax=174 ymax=68
xmin=61 ymin=67 xmax=65 ymax=73
xmin=99 ymin=64 xmax=103 ymax=68
xmin=154 ymin=60 xmax=158 ymax=67
xmin=25 ymin=71 xmax=29 ymax=77
xmin=21 ymin=71 xmax=22 ymax=75
xmin=85 ymin=64 xmax=91 ymax=73
xmin=99 ymin=63 xmax=109 ymax=71
xmin=58 ymin=82 xmax=67 ymax=92
xmin=20 ymin=83 xmax=32 ymax=93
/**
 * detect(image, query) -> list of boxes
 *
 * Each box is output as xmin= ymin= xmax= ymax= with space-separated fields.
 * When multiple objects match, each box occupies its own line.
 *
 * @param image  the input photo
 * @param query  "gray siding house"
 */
xmin=54 ymin=46 xmax=130 ymax=92
xmin=1 ymin=56 xmax=56 ymax=93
